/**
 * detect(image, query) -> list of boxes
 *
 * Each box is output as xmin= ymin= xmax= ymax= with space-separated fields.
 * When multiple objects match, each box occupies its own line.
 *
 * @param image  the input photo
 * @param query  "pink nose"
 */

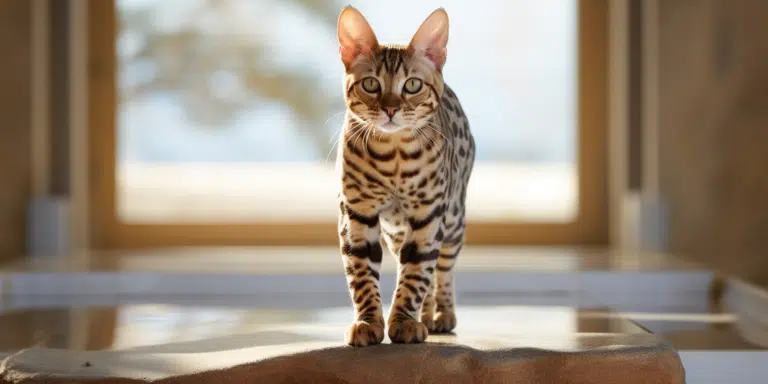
xmin=383 ymin=106 xmax=400 ymax=118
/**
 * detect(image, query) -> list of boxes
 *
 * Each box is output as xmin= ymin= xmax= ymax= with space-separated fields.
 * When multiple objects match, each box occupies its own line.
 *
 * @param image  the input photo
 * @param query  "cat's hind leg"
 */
xmin=420 ymin=279 xmax=437 ymax=331
xmin=431 ymin=238 xmax=462 ymax=333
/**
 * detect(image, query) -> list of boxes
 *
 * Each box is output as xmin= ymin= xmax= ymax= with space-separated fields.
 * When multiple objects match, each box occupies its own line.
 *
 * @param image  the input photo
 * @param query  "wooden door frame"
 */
xmin=88 ymin=0 xmax=608 ymax=249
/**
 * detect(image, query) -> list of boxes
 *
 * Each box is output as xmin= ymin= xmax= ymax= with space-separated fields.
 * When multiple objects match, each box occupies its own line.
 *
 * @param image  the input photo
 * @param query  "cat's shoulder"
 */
xmin=442 ymin=83 xmax=458 ymax=101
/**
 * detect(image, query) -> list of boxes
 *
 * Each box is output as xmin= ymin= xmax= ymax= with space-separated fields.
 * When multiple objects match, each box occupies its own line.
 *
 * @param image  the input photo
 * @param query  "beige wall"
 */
xmin=0 ymin=1 xmax=32 ymax=263
xmin=658 ymin=0 xmax=768 ymax=287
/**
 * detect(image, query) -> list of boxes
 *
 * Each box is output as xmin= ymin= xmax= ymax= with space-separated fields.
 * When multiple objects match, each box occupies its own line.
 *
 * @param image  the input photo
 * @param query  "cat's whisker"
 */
xmin=328 ymin=122 xmax=362 ymax=164
xmin=324 ymin=114 xmax=352 ymax=163
xmin=363 ymin=123 xmax=373 ymax=155
xmin=413 ymin=127 xmax=432 ymax=154
xmin=425 ymin=124 xmax=454 ymax=149
xmin=349 ymin=125 xmax=367 ymax=151
xmin=325 ymin=138 xmax=341 ymax=164
xmin=324 ymin=111 xmax=347 ymax=133
xmin=343 ymin=120 xmax=368 ymax=155
xmin=353 ymin=123 xmax=374 ymax=156
xmin=416 ymin=123 xmax=439 ymax=148
xmin=422 ymin=121 xmax=456 ymax=155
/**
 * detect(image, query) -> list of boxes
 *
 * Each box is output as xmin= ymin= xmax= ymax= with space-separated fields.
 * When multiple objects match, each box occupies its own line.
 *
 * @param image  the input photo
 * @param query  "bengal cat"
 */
xmin=336 ymin=6 xmax=475 ymax=346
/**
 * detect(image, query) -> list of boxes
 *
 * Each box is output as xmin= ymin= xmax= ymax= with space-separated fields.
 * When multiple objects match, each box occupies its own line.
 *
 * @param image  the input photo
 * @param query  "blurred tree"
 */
xmin=118 ymin=0 xmax=343 ymax=158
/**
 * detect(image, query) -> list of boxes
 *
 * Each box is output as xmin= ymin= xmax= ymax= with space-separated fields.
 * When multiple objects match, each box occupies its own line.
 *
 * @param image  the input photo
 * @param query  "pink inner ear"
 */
xmin=340 ymin=42 xmax=374 ymax=68
xmin=418 ymin=45 xmax=446 ymax=71
xmin=411 ymin=24 xmax=448 ymax=70
xmin=425 ymin=49 xmax=445 ymax=67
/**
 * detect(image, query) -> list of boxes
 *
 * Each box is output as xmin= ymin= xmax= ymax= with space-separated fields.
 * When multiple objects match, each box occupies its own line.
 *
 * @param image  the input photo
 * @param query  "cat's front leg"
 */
xmin=338 ymin=201 xmax=385 ymax=347
xmin=387 ymin=205 xmax=444 ymax=344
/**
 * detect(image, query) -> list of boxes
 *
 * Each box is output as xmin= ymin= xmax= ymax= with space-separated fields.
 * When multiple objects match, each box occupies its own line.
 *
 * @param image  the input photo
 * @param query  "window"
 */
xmin=89 ymin=0 xmax=607 ymax=247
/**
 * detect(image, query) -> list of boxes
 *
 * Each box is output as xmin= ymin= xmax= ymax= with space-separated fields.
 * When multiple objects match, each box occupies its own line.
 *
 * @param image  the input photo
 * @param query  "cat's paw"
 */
xmin=421 ymin=313 xmax=436 ymax=332
xmin=389 ymin=319 xmax=429 ymax=343
xmin=432 ymin=311 xmax=457 ymax=333
xmin=346 ymin=321 xmax=385 ymax=347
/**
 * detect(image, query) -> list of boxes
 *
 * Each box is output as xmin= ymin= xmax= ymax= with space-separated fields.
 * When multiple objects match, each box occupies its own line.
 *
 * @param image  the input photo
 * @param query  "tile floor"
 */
xmin=0 ymin=304 xmax=658 ymax=353
xmin=0 ymin=246 xmax=767 ymax=383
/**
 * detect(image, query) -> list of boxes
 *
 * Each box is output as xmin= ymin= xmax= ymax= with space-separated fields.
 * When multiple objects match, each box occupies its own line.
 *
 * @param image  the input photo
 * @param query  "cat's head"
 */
xmin=337 ymin=6 xmax=449 ymax=134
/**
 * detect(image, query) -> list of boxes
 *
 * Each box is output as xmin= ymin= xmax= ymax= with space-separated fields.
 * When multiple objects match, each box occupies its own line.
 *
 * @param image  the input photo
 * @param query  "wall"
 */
xmin=0 ymin=1 xmax=32 ymax=263
xmin=658 ymin=0 xmax=768 ymax=287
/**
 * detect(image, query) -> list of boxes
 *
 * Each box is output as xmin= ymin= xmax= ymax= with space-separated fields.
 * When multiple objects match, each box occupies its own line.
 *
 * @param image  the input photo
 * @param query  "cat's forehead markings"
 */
xmin=393 ymin=53 xmax=404 ymax=75
xmin=377 ymin=64 xmax=386 ymax=77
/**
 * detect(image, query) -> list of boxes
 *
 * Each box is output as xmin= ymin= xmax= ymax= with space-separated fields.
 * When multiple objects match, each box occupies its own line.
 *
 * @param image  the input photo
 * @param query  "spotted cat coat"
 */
xmin=335 ymin=6 xmax=475 ymax=346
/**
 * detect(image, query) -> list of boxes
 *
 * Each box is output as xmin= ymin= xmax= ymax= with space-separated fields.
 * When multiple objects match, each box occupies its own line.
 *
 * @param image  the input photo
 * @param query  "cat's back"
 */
xmin=438 ymin=84 xmax=475 ymax=163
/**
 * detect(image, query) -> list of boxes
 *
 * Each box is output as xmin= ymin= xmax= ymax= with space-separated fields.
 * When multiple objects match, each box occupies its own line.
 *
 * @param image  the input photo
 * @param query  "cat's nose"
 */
xmin=383 ymin=106 xmax=400 ymax=118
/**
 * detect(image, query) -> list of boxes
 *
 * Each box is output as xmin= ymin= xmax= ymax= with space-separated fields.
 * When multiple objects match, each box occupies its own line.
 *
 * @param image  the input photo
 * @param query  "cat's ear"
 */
xmin=408 ymin=8 xmax=449 ymax=71
xmin=337 ymin=6 xmax=379 ymax=69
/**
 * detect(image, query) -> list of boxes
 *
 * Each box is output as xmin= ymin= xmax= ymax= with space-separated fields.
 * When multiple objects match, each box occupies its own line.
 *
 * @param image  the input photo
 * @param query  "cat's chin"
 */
xmin=376 ymin=122 xmax=406 ymax=134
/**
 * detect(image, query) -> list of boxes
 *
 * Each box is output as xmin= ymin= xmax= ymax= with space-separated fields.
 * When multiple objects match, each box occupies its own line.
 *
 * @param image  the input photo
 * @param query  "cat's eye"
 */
xmin=403 ymin=78 xmax=423 ymax=94
xmin=361 ymin=77 xmax=380 ymax=93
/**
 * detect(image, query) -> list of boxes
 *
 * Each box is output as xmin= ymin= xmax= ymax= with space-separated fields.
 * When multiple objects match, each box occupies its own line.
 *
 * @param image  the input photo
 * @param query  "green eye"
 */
xmin=361 ymin=77 xmax=380 ymax=93
xmin=403 ymin=78 xmax=423 ymax=94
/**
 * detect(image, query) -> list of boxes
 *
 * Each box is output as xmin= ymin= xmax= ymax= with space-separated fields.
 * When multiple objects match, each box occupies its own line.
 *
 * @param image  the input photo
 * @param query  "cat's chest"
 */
xmin=340 ymin=127 xmax=449 ymax=209
xmin=365 ymin=136 xmax=441 ymax=187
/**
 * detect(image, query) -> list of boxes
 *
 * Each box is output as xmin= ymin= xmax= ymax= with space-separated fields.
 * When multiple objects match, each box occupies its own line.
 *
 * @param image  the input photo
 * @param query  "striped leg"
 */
xmin=432 ymin=240 xmax=462 ymax=333
xmin=419 ymin=279 xmax=437 ymax=331
xmin=339 ymin=202 xmax=385 ymax=347
xmin=387 ymin=217 xmax=442 ymax=344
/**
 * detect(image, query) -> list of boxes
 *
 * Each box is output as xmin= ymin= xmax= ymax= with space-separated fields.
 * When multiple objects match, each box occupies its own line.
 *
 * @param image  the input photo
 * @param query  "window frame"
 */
xmin=88 ymin=0 xmax=608 ymax=248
